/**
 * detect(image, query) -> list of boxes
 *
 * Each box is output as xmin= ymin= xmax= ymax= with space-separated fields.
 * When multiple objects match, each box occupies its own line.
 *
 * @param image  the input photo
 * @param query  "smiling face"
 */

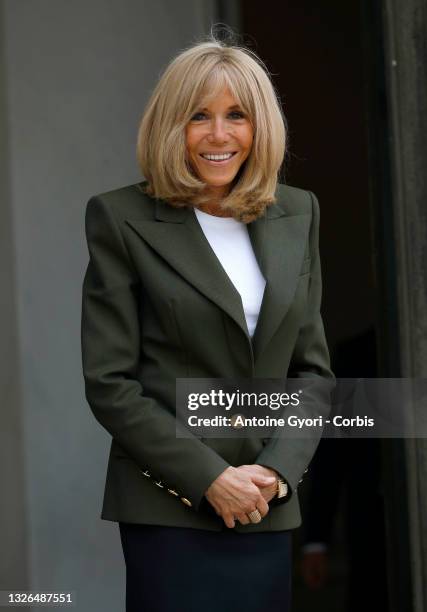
xmin=185 ymin=87 xmax=254 ymax=200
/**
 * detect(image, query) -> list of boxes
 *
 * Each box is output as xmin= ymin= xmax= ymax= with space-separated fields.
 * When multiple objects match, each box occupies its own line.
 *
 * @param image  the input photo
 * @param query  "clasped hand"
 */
xmin=204 ymin=464 xmax=278 ymax=528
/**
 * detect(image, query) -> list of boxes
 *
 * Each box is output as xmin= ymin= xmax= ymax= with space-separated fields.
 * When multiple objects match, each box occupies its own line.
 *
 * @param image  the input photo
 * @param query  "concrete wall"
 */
xmin=0 ymin=4 xmax=29 ymax=595
xmin=0 ymin=1 xmax=217 ymax=610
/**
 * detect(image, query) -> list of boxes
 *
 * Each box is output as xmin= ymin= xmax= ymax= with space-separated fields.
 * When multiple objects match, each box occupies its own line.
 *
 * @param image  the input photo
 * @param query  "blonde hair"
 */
xmin=136 ymin=34 xmax=287 ymax=223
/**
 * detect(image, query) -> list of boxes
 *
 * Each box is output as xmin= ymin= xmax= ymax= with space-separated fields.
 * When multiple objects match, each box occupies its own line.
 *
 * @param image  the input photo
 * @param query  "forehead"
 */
xmin=197 ymin=86 xmax=241 ymax=109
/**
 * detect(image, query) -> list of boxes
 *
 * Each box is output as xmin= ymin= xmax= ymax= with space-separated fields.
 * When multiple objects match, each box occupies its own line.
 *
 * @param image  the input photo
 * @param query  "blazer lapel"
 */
xmin=125 ymin=188 xmax=311 ymax=364
xmin=248 ymin=207 xmax=311 ymax=361
xmin=125 ymin=198 xmax=249 ymax=338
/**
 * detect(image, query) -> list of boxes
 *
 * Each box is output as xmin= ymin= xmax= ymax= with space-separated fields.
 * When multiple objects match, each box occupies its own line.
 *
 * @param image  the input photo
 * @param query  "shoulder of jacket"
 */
xmin=274 ymin=182 xmax=314 ymax=216
xmin=88 ymin=181 xmax=154 ymax=220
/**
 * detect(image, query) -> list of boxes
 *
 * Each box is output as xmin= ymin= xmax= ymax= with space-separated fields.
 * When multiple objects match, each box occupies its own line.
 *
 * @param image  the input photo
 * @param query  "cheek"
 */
xmin=186 ymin=124 xmax=208 ymax=155
xmin=242 ymin=140 xmax=253 ymax=159
xmin=185 ymin=128 xmax=197 ymax=156
xmin=240 ymin=127 xmax=254 ymax=152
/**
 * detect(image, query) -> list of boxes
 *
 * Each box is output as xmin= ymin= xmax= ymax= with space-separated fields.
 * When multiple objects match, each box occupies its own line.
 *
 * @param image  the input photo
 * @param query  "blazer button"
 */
xmin=180 ymin=497 xmax=192 ymax=507
xmin=299 ymin=478 xmax=304 ymax=483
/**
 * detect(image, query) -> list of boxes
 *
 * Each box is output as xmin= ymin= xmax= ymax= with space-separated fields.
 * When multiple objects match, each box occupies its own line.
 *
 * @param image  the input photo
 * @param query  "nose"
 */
xmin=207 ymin=117 xmax=230 ymax=143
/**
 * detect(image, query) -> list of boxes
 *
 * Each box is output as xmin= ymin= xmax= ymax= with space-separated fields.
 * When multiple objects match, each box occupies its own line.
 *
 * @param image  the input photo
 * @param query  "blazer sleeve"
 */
xmin=81 ymin=195 xmax=229 ymax=511
xmin=255 ymin=191 xmax=336 ymax=504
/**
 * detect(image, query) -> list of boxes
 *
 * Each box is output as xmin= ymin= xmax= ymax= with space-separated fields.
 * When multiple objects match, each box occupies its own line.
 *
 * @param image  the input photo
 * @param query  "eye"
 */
xmin=190 ymin=110 xmax=246 ymax=121
xmin=228 ymin=110 xmax=245 ymax=119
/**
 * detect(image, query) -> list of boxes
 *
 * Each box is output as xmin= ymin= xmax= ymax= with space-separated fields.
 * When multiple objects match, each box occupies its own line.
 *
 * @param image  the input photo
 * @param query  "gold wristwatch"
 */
xmin=276 ymin=477 xmax=288 ymax=499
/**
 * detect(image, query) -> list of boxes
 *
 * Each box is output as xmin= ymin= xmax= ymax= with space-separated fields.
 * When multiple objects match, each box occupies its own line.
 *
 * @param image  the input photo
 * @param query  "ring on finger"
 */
xmin=247 ymin=509 xmax=262 ymax=523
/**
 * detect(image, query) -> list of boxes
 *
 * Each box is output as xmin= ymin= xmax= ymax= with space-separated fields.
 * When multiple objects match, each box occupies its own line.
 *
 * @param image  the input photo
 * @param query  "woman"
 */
xmin=81 ymin=34 xmax=335 ymax=612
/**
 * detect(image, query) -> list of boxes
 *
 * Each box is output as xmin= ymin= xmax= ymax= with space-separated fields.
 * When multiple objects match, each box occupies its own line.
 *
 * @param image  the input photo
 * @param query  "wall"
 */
xmin=0 ymin=1 xmax=216 ymax=610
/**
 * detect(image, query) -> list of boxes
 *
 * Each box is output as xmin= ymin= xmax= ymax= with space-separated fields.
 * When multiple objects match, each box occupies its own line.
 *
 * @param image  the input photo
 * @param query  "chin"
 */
xmin=204 ymin=173 xmax=237 ymax=185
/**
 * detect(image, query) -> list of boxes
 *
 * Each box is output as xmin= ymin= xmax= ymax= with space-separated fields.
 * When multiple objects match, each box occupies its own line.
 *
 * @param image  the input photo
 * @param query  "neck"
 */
xmin=196 ymin=184 xmax=233 ymax=217
xmin=196 ymin=202 xmax=232 ymax=217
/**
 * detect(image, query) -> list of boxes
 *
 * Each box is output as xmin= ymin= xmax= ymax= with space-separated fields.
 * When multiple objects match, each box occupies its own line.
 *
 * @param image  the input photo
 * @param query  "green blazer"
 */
xmin=81 ymin=181 xmax=335 ymax=533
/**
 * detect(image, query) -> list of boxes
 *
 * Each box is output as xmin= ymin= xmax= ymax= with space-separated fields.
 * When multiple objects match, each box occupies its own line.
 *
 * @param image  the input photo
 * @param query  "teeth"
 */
xmin=201 ymin=153 xmax=234 ymax=161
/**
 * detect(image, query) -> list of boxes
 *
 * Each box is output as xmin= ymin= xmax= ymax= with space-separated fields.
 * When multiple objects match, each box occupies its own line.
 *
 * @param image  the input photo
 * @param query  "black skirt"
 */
xmin=119 ymin=522 xmax=292 ymax=612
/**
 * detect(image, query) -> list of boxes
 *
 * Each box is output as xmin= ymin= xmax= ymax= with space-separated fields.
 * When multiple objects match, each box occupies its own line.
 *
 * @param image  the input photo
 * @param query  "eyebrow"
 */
xmin=199 ymin=104 xmax=242 ymax=111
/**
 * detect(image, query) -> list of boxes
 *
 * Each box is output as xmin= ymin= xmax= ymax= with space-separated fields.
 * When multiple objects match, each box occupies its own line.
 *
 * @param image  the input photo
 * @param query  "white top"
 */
xmin=194 ymin=207 xmax=266 ymax=337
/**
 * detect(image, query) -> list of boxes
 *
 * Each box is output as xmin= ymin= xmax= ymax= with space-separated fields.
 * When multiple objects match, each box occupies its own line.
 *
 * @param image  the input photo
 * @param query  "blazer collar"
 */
xmin=126 ymin=185 xmax=310 ymax=365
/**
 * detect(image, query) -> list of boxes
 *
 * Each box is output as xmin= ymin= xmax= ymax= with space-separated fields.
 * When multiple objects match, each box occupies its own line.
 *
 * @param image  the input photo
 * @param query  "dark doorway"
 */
xmin=234 ymin=1 xmax=409 ymax=610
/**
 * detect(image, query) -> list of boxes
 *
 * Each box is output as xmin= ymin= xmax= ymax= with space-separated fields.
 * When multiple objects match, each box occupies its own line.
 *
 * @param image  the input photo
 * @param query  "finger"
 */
xmin=234 ymin=512 xmax=250 ymax=525
xmin=260 ymin=483 xmax=279 ymax=502
xmin=222 ymin=512 xmax=236 ymax=529
xmin=239 ymin=464 xmax=277 ymax=478
xmin=255 ymin=495 xmax=269 ymax=517
xmin=251 ymin=475 xmax=277 ymax=487
xmin=259 ymin=487 xmax=275 ymax=502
